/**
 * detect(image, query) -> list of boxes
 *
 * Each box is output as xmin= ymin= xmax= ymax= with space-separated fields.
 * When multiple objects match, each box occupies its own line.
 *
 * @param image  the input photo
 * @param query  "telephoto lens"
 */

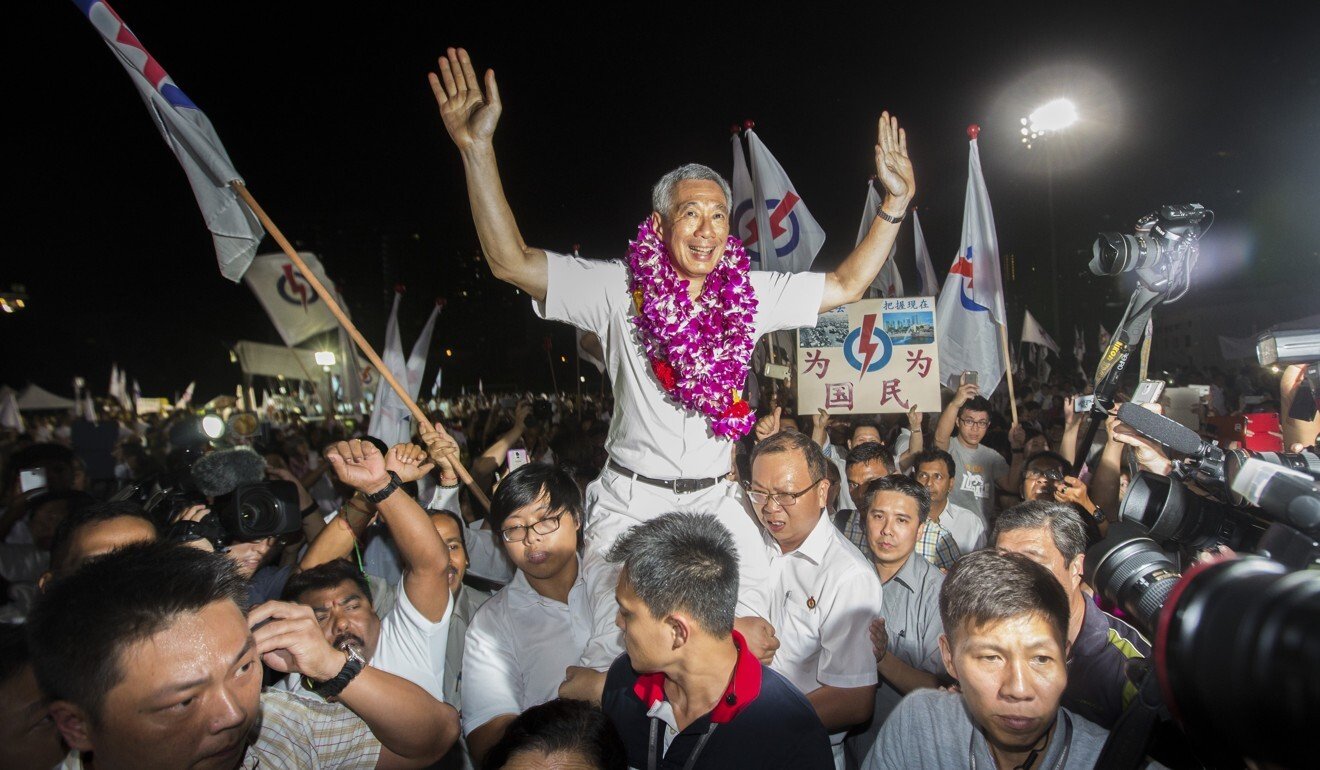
xmin=1119 ymin=472 xmax=1260 ymax=552
xmin=1084 ymin=522 xmax=1181 ymax=634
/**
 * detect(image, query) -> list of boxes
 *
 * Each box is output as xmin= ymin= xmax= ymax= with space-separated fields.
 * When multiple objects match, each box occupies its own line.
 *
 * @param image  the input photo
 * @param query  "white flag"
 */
xmin=935 ymin=133 xmax=1008 ymax=391
xmin=912 ymin=210 xmax=940 ymax=297
xmin=244 ymin=252 xmax=339 ymax=347
xmin=76 ymin=0 xmax=264 ymax=281
xmin=730 ymin=134 xmax=757 ymax=251
xmin=858 ymin=181 xmax=904 ymax=297
xmin=368 ymin=293 xmax=409 ymax=446
xmin=1022 ymin=309 xmax=1060 ymax=355
xmin=109 ymin=364 xmax=122 ymax=404
xmin=176 ymin=381 xmax=195 ymax=410
xmin=81 ymin=392 xmax=99 ymax=423
xmin=0 ymin=390 xmax=24 ymax=433
xmin=335 ymin=290 xmax=365 ymax=412
xmin=406 ymin=303 xmax=442 ymax=398
xmin=744 ymin=129 xmax=826 ymax=273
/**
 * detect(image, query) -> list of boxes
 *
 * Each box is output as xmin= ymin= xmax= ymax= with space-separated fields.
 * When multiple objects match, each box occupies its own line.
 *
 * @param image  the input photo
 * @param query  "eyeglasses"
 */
xmin=500 ymin=513 xmax=567 ymax=543
xmin=1024 ymin=468 xmax=1064 ymax=482
xmin=743 ymin=478 xmax=822 ymax=508
xmin=958 ymin=418 xmax=991 ymax=429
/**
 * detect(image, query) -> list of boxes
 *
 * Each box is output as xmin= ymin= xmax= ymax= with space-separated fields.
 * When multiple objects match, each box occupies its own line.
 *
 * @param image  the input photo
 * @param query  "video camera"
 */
xmin=1083 ymin=398 xmax=1319 ymax=768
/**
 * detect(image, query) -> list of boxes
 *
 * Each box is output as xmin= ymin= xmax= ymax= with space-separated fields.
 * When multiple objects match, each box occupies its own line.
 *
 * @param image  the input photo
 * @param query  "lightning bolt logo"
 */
xmin=739 ymin=193 xmax=801 ymax=256
xmin=858 ymin=313 xmax=880 ymax=378
xmin=282 ymin=264 xmax=311 ymax=310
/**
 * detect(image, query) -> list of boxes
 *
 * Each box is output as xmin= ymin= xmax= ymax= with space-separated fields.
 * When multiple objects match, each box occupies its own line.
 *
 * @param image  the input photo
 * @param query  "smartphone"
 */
xmin=1073 ymin=395 xmax=1096 ymax=413
xmin=763 ymin=363 xmax=790 ymax=381
xmin=1133 ymin=379 xmax=1166 ymax=405
xmin=506 ymin=449 xmax=530 ymax=471
xmin=19 ymin=468 xmax=48 ymax=494
xmin=963 ymin=371 xmax=979 ymax=387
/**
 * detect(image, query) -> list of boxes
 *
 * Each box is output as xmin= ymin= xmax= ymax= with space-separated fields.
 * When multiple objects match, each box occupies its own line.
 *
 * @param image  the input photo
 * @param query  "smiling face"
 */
xmin=498 ymin=490 xmax=580 ymax=582
xmin=940 ymin=613 xmax=1069 ymax=761
xmin=53 ymin=600 xmax=263 ymax=770
xmin=750 ymin=449 xmax=829 ymax=554
xmin=300 ymin=580 xmax=382 ymax=661
xmin=652 ymin=179 xmax=730 ymax=287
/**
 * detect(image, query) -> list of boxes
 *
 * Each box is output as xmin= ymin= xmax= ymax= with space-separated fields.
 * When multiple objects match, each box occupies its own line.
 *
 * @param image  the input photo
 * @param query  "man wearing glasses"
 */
xmin=748 ymin=432 xmax=883 ymax=769
xmin=458 ymin=464 xmax=592 ymax=765
xmin=933 ymin=380 xmax=1027 ymax=526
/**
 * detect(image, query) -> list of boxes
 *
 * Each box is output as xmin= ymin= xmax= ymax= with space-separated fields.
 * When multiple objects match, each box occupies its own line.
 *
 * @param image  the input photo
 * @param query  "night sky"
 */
xmin=5 ymin=1 xmax=1318 ymax=402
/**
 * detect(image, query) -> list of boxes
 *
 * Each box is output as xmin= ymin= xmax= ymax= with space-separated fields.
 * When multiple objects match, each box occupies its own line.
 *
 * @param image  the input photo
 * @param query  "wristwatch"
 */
xmin=304 ymin=645 xmax=367 ymax=700
xmin=875 ymin=204 xmax=907 ymax=224
xmin=365 ymin=471 xmax=403 ymax=505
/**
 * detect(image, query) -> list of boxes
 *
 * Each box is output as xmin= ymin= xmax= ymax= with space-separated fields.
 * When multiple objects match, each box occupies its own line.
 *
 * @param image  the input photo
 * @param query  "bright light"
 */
xmin=579 ymin=376 xmax=586 ymax=383
xmin=200 ymin=414 xmax=226 ymax=439
xmin=1028 ymin=98 xmax=1078 ymax=133
xmin=445 ymin=349 xmax=453 ymax=357
xmin=315 ymin=351 xmax=336 ymax=367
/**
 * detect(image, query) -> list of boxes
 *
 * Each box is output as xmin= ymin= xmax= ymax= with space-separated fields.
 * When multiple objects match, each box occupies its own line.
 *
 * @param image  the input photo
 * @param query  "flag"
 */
xmin=0 ymin=390 xmax=24 ymax=433
xmin=1021 ymin=309 xmax=1060 ymax=355
xmin=73 ymin=0 xmax=264 ymax=281
xmin=81 ymin=392 xmax=98 ymax=423
xmin=935 ymin=131 xmax=1008 ymax=391
xmin=131 ymin=378 xmax=142 ymax=414
xmin=176 ymin=380 xmax=195 ymax=409
xmin=858 ymin=180 xmax=903 ymax=297
xmin=368 ymin=292 xmax=408 ymax=446
xmin=912 ymin=210 xmax=940 ymax=297
xmin=109 ymin=364 xmax=121 ymax=404
xmin=431 ymin=367 xmax=443 ymax=398
xmin=730 ymin=133 xmax=756 ymax=252
xmin=743 ymin=128 xmax=826 ymax=273
xmin=243 ymin=252 xmax=339 ymax=346
xmin=577 ymin=329 xmax=605 ymax=374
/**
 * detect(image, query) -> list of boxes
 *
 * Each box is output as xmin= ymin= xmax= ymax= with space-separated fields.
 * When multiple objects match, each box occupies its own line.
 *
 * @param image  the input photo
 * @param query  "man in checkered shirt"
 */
xmin=30 ymin=542 xmax=458 ymax=770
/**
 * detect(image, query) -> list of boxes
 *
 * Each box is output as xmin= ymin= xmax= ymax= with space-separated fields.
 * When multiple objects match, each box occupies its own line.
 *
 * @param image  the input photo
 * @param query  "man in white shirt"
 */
xmin=912 ymin=448 xmax=986 ymax=561
xmin=430 ymin=47 xmax=916 ymax=673
xmin=461 ymin=464 xmax=592 ymax=766
xmin=748 ymin=431 xmax=882 ymax=768
xmin=281 ymin=439 xmax=454 ymax=704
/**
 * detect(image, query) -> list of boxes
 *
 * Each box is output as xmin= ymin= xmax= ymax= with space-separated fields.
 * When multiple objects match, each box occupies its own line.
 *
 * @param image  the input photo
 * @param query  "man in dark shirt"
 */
xmin=598 ymin=512 xmax=833 ymax=769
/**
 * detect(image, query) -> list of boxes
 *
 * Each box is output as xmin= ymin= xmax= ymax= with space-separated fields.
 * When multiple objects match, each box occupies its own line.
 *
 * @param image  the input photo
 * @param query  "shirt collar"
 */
xmin=765 ymin=509 xmax=832 ymax=563
xmin=631 ymin=630 xmax=763 ymax=724
xmin=506 ymin=556 xmax=583 ymax=610
xmin=885 ymin=549 xmax=926 ymax=594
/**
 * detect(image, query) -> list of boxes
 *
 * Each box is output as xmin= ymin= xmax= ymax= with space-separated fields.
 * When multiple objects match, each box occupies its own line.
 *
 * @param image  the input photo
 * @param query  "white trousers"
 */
xmin=577 ymin=464 xmax=772 ymax=670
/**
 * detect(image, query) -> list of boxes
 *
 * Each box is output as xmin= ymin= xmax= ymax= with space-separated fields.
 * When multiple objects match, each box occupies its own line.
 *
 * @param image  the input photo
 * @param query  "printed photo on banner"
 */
xmin=795 ymin=297 xmax=941 ymax=415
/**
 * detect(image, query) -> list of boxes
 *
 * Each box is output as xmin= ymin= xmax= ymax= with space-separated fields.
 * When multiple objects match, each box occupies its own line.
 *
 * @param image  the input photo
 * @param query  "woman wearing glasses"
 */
xmin=460 ymin=464 xmax=592 ymax=766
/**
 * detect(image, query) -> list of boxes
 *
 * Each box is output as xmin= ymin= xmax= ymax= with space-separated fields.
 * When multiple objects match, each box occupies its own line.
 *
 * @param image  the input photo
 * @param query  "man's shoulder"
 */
xmin=1083 ymin=600 xmax=1152 ymax=657
xmin=547 ymin=251 xmax=628 ymax=285
xmin=1062 ymin=707 xmax=1112 ymax=760
xmin=943 ymin=502 xmax=985 ymax=529
xmin=746 ymin=664 xmax=830 ymax=728
xmin=824 ymin=524 xmax=881 ymax=578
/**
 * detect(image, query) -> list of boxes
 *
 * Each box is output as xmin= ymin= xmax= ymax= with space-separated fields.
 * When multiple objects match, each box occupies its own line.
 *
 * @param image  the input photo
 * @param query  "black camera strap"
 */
xmin=1094 ymin=665 xmax=1163 ymax=770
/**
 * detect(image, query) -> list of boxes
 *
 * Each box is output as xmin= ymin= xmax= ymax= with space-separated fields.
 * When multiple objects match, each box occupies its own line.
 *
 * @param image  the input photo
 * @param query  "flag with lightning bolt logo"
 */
xmin=243 ymin=252 xmax=338 ymax=346
xmin=935 ymin=130 xmax=1008 ymax=391
xmin=743 ymin=129 xmax=826 ymax=273
xmin=72 ymin=0 xmax=264 ymax=281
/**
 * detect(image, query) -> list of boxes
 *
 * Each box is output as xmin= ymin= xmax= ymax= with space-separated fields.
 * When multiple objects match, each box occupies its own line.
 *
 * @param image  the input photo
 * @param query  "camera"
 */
xmin=1090 ymin=203 xmax=1212 ymax=280
xmin=151 ymin=448 xmax=304 ymax=549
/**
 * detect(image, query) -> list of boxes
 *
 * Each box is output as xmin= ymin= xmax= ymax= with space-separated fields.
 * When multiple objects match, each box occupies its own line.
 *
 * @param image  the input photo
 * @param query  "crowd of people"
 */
xmin=1 ymin=46 xmax=1316 ymax=770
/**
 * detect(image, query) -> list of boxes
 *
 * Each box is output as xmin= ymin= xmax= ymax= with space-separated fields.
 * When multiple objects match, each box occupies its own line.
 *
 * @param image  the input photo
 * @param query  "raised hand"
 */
xmin=249 ymin=601 xmax=347 ymax=681
xmin=874 ymin=111 xmax=915 ymax=205
xmin=385 ymin=443 xmax=436 ymax=484
xmin=428 ymin=47 xmax=502 ymax=151
xmin=420 ymin=422 xmax=461 ymax=483
xmin=907 ymin=403 xmax=923 ymax=430
xmin=324 ymin=439 xmax=390 ymax=494
xmin=754 ymin=406 xmax=783 ymax=443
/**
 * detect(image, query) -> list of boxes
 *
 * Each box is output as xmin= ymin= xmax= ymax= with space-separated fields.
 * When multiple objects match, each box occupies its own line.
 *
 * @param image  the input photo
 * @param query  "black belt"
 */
xmin=608 ymin=460 xmax=722 ymax=495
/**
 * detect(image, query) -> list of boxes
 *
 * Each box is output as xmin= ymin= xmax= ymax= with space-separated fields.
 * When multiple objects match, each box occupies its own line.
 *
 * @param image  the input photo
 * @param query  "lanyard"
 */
xmin=647 ymin=717 xmax=718 ymax=770
xmin=969 ymin=712 xmax=1073 ymax=770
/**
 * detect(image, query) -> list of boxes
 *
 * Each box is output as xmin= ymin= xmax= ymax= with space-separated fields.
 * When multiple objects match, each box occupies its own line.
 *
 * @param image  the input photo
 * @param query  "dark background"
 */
xmin=4 ymin=1 xmax=1318 ymax=400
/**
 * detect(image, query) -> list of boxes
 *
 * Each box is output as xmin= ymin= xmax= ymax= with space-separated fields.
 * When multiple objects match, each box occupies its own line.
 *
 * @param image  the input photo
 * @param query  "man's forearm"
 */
xmin=805 ymin=684 xmax=876 ymax=732
xmin=458 ymin=144 xmax=547 ymax=300
xmin=375 ymin=490 xmax=450 ymax=621
xmin=339 ymin=667 xmax=458 ymax=764
xmin=821 ymin=201 xmax=909 ymax=312
xmin=1088 ymin=438 xmax=1125 ymax=513
xmin=897 ymin=429 xmax=923 ymax=471
xmin=877 ymin=653 xmax=939 ymax=695
xmin=934 ymin=405 xmax=958 ymax=451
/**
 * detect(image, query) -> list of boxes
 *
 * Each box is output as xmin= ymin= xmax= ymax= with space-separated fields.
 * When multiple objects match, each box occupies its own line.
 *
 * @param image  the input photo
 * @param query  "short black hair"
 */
xmin=957 ymin=396 xmax=995 ymax=420
xmin=282 ymin=558 xmax=373 ymax=605
xmin=845 ymin=441 xmax=894 ymax=472
xmin=486 ymin=463 xmax=582 ymax=533
xmin=991 ymin=500 xmax=1089 ymax=564
xmin=607 ymin=512 xmax=738 ymax=637
xmin=483 ymin=699 xmax=627 ymax=770
xmin=1025 ymin=450 xmax=1069 ymax=470
xmin=859 ymin=474 xmax=932 ymax=522
xmin=850 ymin=417 xmax=883 ymax=440
xmin=940 ymin=549 xmax=1070 ymax=648
xmin=28 ymin=542 xmax=247 ymax=724
xmin=752 ymin=430 xmax=830 ymax=483
xmin=48 ymin=500 xmax=158 ymax=573
xmin=911 ymin=448 xmax=955 ymax=477
xmin=428 ymin=507 xmax=468 ymax=551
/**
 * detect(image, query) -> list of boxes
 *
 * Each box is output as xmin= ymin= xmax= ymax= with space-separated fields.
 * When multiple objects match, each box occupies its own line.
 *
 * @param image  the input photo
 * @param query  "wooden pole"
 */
xmin=997 ymin=321 xmax=1019 ymax=425
xmin=232 ymin=182 xmax=490 ymax=511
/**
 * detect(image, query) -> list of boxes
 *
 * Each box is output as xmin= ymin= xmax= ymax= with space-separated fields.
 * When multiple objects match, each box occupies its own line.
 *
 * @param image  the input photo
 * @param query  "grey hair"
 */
xmin=991 ymin=500 xmax=1089 ymax=563
xmin=606 ymin=512 xmax=738 ymax=636
xmin=651 ymin=164 xmax=733 ymax=219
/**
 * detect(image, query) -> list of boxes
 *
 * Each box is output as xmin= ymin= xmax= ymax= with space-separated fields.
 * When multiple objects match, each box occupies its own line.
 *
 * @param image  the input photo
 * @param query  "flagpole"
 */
xmin=231 ymin=181 xmax=490 ymax=511
xmin=997 ymin=322 xmax=1019 ymax=425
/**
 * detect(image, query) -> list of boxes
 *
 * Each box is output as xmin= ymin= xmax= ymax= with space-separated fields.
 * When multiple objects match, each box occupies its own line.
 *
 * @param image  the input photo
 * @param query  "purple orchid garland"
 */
xmin=627 ymin=218 xmax=759 ymax=439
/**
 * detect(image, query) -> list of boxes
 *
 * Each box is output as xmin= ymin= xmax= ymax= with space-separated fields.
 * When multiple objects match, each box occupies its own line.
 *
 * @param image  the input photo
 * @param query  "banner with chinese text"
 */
xmin=796 ymin=297 xmax=941 ymax=414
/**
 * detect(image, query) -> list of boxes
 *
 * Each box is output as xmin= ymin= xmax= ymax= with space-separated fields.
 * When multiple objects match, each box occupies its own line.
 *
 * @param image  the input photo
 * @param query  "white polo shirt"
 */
xmin=460 ymin=559 xmax=592 ymax=736
xmin=765 ymin=510 xmax=883 ymax=756
xmin=936 ymin=500 xmax=987 ymax=556
xmin=534 ymin=251 xmax=825 ymax=479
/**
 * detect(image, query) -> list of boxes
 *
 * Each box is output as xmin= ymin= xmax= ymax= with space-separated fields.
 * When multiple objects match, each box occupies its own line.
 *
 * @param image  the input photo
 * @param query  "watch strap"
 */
xmin=875 ymin=205 xmax=907 ymax=224
xmin=365 ymin=471 xmax=403 ymax=505
xmin=305 ymin=651 xmax=366 ymax=699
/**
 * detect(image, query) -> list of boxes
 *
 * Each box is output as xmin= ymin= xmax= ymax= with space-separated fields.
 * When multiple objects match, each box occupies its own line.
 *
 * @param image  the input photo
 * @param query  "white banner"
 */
xmin=244 ymin=252 xmax=339 ymax=347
